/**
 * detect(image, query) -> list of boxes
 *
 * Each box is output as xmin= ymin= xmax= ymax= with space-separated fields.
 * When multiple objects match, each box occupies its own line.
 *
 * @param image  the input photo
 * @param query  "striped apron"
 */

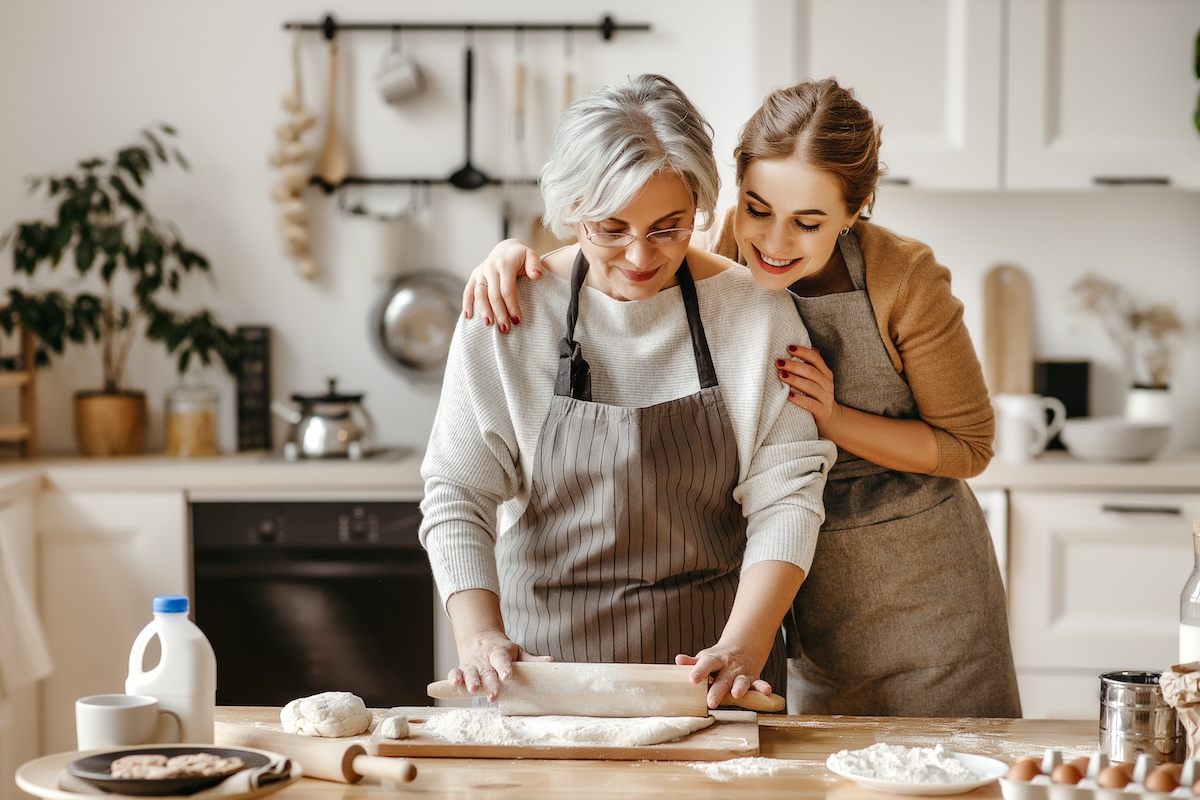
xmin=497 ymin=251 xmax=787 ymax=691
xmin=786 ymin=230 xmax=1022 ymax=717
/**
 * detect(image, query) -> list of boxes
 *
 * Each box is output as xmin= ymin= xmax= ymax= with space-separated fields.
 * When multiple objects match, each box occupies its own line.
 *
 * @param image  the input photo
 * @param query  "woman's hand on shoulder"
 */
xmin=462 ymin=239 xmax=545 ymax=333
xmin=675 ymin=649 xmax=773 ymax=710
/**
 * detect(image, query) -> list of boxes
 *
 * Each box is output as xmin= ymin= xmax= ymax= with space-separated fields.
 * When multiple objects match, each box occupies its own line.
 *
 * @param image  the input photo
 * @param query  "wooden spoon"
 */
xmin=314 ymin=37 xmax=349 ymax=189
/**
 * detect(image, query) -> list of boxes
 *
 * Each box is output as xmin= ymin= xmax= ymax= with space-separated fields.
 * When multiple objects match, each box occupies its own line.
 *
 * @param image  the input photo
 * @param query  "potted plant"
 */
xmin=1070 ymin=273 xmax=1185 ymax=423
xmin=0 ymin=124 xmax=239 ymax=456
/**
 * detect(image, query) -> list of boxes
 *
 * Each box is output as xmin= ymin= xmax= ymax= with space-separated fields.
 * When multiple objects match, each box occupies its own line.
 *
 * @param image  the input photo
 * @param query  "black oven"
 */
xmin=191 ymin=499 xmax=434 ymax=708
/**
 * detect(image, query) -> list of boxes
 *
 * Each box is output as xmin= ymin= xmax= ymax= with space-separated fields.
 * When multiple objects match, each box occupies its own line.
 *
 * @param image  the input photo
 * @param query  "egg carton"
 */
xmin=1000 ymin=750 xmax=1199 ymax=800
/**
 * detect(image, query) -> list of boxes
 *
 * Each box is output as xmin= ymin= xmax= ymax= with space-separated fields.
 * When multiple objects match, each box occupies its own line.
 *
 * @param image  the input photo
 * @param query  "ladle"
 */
xmin=448 ymin=44 xmax=491 ymax=190
xmin=314 ymin=36 xmax=350 ymax=189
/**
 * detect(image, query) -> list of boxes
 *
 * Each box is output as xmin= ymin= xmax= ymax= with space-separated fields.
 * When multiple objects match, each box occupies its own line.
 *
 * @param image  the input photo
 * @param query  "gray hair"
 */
xmin=538 ymin=74 xmax=719 ymax=240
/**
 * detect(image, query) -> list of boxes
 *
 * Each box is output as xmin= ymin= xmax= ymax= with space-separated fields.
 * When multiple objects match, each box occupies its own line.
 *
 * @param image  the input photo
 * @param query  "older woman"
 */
xmin=419 ymin=74 xmax=833 ymax=709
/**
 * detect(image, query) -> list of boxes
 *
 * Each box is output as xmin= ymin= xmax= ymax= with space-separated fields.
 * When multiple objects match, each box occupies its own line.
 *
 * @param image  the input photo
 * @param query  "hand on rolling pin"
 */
xmin=675 ymin=644 xmax=774 ymax=711
xmin=446 ymin=589 xmax=553 ymax=702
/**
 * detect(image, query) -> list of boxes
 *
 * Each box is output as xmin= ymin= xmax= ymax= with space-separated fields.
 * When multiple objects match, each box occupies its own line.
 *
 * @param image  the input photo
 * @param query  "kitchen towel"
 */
xmin=0 ymin=506 xmax=53 ymax=730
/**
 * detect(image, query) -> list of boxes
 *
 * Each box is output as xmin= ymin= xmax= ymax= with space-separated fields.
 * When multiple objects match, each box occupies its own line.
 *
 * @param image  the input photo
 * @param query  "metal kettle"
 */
xmin=270 ymin=378 xmax=376 ymax=459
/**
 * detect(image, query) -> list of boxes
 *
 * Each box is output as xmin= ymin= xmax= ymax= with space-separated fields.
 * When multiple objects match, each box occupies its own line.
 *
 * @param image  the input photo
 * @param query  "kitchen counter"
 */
xmin=4 ymin=449 xmax=1200 ymax=496
xmin=0 ymin=450 xmax=426 ymax=495
xmin=970 ymin=450 xmax=1200 ymax=491
xmin=214 ymin=707 xmax=1096 ymax=798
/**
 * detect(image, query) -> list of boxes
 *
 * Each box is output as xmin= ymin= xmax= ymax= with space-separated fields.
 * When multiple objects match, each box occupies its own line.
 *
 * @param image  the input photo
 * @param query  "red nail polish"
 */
xmin=779 ymin=370 xmax=788 ymax=379
xmin=484 ymin=317 xmax=492 ymax=326
xmin=499 ymin=323 xmax=508 ymax=333
xmin=787 ymin=345 xmax=798 ymax=353
xmin=512 ymin=316 xmax=520 ymax=326
xmin=775 ymin=359 xmax=786 ymax=368
xmin=788 ymin=391 xmax=796 ymax=399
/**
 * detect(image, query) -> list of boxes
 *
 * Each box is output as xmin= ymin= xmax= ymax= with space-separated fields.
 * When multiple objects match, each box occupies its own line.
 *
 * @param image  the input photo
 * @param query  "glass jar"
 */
xmin=1180 ymin=519 xmax=1200 ymax=664
xmin=165 ymin=385 xmax=219 ymax=457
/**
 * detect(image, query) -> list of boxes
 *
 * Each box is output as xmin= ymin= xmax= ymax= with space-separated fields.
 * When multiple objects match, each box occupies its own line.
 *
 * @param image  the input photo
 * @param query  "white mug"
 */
xmin=994 ymin=393 xmax=1067 ymax=463
xmin=76 ymin=694 xmax=181 ymax=751
xmin=376 ymin=47 xmax=423 ymax=104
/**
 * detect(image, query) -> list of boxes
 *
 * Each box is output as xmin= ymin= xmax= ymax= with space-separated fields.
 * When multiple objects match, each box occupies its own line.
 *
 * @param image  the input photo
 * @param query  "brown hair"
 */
xmin=734 ymin=78 xmax=883 ymax=217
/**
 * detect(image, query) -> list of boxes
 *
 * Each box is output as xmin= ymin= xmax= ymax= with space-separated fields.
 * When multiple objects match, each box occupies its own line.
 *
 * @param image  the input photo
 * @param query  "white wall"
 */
xmin=2 ymin=1 xmax=1199 ymax=455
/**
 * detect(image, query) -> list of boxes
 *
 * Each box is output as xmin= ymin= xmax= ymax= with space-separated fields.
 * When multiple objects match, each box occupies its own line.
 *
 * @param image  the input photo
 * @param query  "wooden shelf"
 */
xmin=0 ymin=423 xmax=31 ymax=443
xmin=0 ymin=328 xmax=36 ymax=458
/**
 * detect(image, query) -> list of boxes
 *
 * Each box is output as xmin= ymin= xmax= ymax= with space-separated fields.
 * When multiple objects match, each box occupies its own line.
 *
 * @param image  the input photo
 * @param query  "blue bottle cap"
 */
xmin=153 ymin=595 xmax=190 ymax=614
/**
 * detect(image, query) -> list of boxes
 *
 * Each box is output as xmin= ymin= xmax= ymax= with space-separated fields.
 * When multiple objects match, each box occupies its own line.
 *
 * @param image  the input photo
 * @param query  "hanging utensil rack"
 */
xmin=284 ymin=14 xmax=649 ymax=42
xmin=283 ymin=13 xmax=651 ymax=193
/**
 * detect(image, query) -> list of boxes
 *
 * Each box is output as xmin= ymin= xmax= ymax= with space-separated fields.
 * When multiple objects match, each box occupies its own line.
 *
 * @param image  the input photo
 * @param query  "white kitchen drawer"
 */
xmin=1008 ymin=491 xmax=1197 ymax=673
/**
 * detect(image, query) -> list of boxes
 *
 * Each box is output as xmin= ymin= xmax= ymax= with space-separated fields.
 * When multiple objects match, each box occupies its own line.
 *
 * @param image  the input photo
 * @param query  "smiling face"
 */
xmin=733 ymin=156 xmax=861 ymax=292
xmin=577 ymin=172 xmax=696 ymax=302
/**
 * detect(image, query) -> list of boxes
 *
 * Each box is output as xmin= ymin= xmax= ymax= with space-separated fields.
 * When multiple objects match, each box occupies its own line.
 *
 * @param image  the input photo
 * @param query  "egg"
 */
xmin=1143 ymin=766 xmax=1180 ymax=793
xmin=1050 ymin=764 xmax=1083 ymax=785
xmin=1069 ymin=756 xmax=1091 ymax=775
xmin=1096 ymin=766 xmax=1131 ymax=789
xmin=1006 ymin=758 xmax=1041 ymax=782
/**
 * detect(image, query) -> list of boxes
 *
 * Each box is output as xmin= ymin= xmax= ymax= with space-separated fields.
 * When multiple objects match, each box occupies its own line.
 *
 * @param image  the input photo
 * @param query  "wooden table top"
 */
xmin=216 ymin=707 xmax=1099 ymax=799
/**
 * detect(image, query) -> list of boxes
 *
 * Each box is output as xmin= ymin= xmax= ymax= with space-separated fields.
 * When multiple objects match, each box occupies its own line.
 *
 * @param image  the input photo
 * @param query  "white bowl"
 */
xmin=1060 ymin=417 xmax=1171 ymax=462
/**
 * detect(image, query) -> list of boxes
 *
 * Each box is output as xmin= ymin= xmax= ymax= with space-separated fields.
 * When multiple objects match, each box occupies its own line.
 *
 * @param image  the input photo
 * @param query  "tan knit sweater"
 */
xmin=699 ymin=207 xmax=994 ymax=479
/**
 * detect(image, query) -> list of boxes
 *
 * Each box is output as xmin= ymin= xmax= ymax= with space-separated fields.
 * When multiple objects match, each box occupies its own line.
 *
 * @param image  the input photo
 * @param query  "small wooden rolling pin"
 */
xmin=214 ymin=721 xmax=416 ymax=784
xmin=427 ymin=662 xmax=786 ymax=717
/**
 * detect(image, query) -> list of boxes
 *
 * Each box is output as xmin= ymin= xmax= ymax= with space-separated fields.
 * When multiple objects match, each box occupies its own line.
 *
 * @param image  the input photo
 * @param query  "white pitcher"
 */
xmin=994 ymin=393 xmax=1067 ymax=463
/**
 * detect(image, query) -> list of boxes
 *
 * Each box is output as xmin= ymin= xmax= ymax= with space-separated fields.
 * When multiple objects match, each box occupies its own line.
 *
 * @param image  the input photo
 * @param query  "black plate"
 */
xmin=67 ymin=746 xmax=269 ymax=796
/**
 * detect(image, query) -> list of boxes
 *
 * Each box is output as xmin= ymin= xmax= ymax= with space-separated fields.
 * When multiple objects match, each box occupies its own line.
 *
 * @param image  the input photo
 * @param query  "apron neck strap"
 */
xmin=554 ymin=251 xmax=718 ymax=399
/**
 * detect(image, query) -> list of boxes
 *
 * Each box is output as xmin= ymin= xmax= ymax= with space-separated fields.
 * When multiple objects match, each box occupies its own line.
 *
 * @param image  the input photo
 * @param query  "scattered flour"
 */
xmin=420 ymin=708 xmax=714 ymax=747
xmin=826 ymin=743 xmax=979 ymax=783
xmin=688 ymin=757 xmax=812 ymax=782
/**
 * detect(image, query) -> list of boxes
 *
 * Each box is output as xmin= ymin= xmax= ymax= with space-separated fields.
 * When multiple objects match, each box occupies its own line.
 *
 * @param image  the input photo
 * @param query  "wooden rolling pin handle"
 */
xmin=214 ymin=721 xmax=417 ymax=785
xmin=718 ymin=689 xmax=786 ymax=713
xmin=427 ymin=679 xmax=472 ymax=700
xmin=349 ymin=753 xmax=417 ymax=784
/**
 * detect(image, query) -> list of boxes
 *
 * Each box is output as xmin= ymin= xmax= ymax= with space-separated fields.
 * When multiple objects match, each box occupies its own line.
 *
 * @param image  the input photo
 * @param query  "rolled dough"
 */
xmin=420 ymin=708 xmax=714 ymax=747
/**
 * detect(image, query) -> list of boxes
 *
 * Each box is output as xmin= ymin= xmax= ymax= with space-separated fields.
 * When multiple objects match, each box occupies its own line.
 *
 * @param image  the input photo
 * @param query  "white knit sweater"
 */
xmin=419 ymin=262 xmax=834 ymax=606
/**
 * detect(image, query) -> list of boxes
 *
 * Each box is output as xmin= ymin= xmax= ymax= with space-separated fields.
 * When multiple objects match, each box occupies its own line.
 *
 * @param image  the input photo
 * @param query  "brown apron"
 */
xmin=786 ymin=230 xmax=1021 ymax=717
xmin=497 ymin=251 xmax=787 ymax=691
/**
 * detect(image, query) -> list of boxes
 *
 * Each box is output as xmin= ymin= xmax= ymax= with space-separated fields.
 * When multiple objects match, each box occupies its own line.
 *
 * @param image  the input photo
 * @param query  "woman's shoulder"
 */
xmin=855 ymin=220 xmax=941 ymax=278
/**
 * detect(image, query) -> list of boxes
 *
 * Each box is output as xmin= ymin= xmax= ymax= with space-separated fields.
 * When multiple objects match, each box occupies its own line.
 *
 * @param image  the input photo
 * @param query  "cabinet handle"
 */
xmin=880 ymin=176 xmax=911 ymax=186
xmin=1093 ymin=176 xmax=1171 ymax=186
xmin=1100 ymin=504 xmax=1183 ymax=515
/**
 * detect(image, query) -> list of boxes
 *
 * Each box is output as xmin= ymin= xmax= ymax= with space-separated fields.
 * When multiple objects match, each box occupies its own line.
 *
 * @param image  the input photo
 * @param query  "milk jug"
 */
xmin=125 ymin=595 xmax=216 ymax=743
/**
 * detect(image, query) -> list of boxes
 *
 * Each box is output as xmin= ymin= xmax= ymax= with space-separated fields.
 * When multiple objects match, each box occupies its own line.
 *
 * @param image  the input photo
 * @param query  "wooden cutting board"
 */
xmin=983 ymin=263 xmax=1034 ymax=395
xmin=368 ymin=707 xmax=759 ymax=761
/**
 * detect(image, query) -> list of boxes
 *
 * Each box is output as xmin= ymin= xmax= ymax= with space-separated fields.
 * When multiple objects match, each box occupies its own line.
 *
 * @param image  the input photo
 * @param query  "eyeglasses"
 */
xmin=583 ymin=226 xmax=694 ymax=248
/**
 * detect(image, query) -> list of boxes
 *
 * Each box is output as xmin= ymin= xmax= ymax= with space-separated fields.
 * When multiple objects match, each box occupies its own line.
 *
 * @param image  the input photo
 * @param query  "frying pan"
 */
xmin=372 ymin=269 xmax=462 ymax=382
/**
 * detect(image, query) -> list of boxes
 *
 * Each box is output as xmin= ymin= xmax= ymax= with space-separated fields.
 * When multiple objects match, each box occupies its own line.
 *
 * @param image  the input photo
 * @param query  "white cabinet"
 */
xmin=37 ymin=490 xmax=188 ymax=753
xmin=783 ymin=0 xmax=1200 ymax=190
xmin=1006 ymin=0 xmax=1200 ymax=189
xmin=787 ymin=0 xmax=1004 ymax=189
xmin=1007 ymin=490 xmax=1198 ymax=719
xmin=0 ymin=493 xmax=39 ymax=800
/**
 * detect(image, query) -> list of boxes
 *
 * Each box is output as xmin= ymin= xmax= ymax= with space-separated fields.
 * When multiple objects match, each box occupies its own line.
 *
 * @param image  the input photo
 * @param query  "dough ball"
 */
xmin=378 ymin=714 xmax=410 ymax=739
xmin=281 ymin=691 xmax=372 ymax=737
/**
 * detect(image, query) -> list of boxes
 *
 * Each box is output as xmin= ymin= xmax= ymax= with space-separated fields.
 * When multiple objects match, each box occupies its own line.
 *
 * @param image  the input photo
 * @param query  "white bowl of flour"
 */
xmin=826 ymin=743 xmax=1008 ymax=795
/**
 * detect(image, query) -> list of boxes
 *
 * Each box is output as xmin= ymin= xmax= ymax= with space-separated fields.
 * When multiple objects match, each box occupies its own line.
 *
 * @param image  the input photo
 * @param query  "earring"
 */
xmin=839 ymin=226 xmax=850 ymax=237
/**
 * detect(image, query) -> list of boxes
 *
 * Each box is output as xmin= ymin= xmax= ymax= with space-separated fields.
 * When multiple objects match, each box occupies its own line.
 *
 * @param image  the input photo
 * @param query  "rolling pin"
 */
xmin=214 ymin=721 xmax=416 ymax=784
xmin=427 ymin=662 xmax=786 ymax=717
